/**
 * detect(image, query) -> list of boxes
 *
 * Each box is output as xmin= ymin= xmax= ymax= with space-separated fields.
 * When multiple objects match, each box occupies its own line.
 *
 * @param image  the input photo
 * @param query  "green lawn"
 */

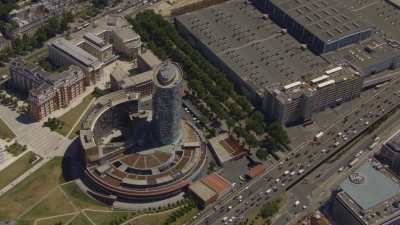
xmin=172 ymin=208 xmax=199 ymax=225
xmin=61 ymin=181 xmax=108 ymax=210
xmin=20 ymin=188 xmax=76 ymax=222
xmin=0 ymin=152 xmax=40 ymax=189
xmin=68 ymin=213 xmax=92 ymax=225
xmin=36 ymin=214 xmax=76 ymax=225
xmin=57 ymin=94 xmax=94 ymax=138
xmin=129 ymin=210 xmax=175 ymax=225
xmin=86 ymin=211 xmax=137 ymax=225
xmin=0 ymin=158 xmax=62 ymax=220
xmin=0 ymin=118 xmax=15 ymax=140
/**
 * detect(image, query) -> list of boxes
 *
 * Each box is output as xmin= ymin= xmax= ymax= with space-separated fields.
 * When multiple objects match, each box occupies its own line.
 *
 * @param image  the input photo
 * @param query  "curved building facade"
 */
xmin=152 ymin=61 xmax=183 ymax=145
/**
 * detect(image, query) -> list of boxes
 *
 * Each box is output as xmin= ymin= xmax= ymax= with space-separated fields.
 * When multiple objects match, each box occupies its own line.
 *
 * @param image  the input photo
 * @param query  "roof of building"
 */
xmin=154 ymin=61 xmax=183 ymax=87
xmin=323 ymin=39 xmax=400 ymax=75
xmin=111 ymin=64 xmax=153 ymax=89
xmin=208 ymin=133 xmax=235 ymax=163
xmin=269 ymin=0 xmax=374 ymax=43
xmin=188 ymin=180 xmax=217 ymax=202
xmin=339 ymin=162 xmax=400 ymax=210
xmin=84 ymin=32 xmax=107 ymax=47
xmin=247 ymin=164 xmax=266 ymax=178
xmin=386 ymin=131 xmax=400 ymax=153
xmin=201 ymin=173 xmax=232 ymax=195
xmin=113 ymin=28 xmax=140 ymax=42
xmin=139 ymin=50 xmax=162 ymax=69
xmin=175 ymin=0 xmax=327 ymax=96
xmin=50 ymin=38 xmax=101 ymax=67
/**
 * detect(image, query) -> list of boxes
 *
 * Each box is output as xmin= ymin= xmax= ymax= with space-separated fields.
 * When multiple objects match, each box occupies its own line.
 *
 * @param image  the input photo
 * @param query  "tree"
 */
xmin=256 ymin=149 xmax=268 ymax=160
xmin=267 ymin=122 xmax=290 ymax=145
xmin=260 ymin=200 xmax=280 ymax=219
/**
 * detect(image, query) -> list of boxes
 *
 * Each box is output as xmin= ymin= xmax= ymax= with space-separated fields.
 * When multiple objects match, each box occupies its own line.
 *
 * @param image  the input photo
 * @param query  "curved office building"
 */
xmin=152 ymin=61 xmax=183 ymax=145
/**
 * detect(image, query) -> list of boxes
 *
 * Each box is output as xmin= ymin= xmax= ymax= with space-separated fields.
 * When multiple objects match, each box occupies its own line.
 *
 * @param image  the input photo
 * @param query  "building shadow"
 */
xmin=62 ymin=137 xmax=85 ymax=182
xmin=16 ymin=113 xmax=36 ymax=124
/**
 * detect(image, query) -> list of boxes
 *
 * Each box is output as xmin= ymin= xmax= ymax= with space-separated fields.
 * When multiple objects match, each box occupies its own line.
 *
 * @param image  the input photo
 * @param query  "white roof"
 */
xmin=317 ymin=79 xmax=335 ymax=88
xmin=311 ymin=75 xmax=330 ymax=84
xmin=325 ymin=66 xmax=343 ymax=75
xmin=283 ymin=81 xmax=302 ymax=90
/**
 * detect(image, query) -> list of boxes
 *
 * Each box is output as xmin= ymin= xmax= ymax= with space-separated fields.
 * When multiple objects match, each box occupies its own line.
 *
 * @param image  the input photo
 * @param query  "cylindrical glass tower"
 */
xmin=152 ymin=61 xmax=183 ymax=145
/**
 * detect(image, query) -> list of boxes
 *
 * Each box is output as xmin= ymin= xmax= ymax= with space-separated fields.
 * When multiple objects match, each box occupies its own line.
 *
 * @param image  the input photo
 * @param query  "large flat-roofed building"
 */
xmin=254 ymin=0 xmax=374 ymax=54
xmin=10 ymin=60 xmax=86 ymax=120
xmin=175 ymin=0 xmax=328 ymax=104
xmin=331 ymin=161 xmax=400 ymax=225
xmin=48 ymin=38 xmax=103 ymax=85
xmin=323 ymin=39 xmax=400 ymax=77
xmin=264 ymin=65 xmax=363 ymax=125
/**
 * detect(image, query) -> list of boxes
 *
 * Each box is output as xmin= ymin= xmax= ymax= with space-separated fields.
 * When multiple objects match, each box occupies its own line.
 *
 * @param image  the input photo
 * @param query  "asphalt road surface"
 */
xmin=191 ymin=75 xmax=400 ymax=225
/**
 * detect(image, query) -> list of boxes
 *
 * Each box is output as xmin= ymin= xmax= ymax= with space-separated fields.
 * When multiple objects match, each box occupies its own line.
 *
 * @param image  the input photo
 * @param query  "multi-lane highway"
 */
xmin=191 ymin=76 xmax=400 ymax=225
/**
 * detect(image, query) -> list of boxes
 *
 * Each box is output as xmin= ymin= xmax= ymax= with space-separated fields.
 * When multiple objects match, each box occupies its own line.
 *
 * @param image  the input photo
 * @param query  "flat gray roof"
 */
xmin=84 ymin=32 xmax=106 ymax=47
xmin=51 ymin=38 xmax=100 ymax=67
xmin=323 ymin=39 xmax=400 ymax=72
xmin=175 ymin=0 xmax=327 ymax=95
xmin=114 ymin=28 xmax=140 ymax=42
xmin=269 ymin=0 xmax=374 ymax=43
xmin=189 ymin=181 xmax=216 ymax=202
xmin=340 ymin=162 xmax=400 ymax=210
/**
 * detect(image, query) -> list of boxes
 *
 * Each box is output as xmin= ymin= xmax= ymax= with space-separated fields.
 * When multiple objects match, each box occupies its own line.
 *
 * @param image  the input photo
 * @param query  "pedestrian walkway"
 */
xmin=0 ymin=105 xmax=70 ymax=157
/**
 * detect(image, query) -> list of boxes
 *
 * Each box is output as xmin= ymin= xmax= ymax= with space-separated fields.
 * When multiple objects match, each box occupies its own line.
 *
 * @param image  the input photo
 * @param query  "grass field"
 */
xmin=0 ymin=152 xmax=40 ymax=189
xmin=0 ymin=158 xmax=62 ymax=220
xmin=0 ymin=118 xmax=15 ymax=140
xmin=85 ymin=211 xmax=136 ymax=225
xmin=36 ymin=214 xmax=76 ymax=225
xmin=172 ymin=208 xmax=198 ymax=225
xmin=57 ymin=94 xmax=94 ymax=138
xmin=68 ymin=213 xmax=92 ymax=225
xmin=20 ymin=188 xmax=76 ymax=222
xmin=61 ymin=182 xmax=108 ymax=210
xmin=128 ymin=210 xmax=175 ymax=225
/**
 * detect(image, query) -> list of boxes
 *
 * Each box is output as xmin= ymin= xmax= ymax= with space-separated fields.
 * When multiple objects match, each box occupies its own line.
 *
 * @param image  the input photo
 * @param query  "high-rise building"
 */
xmin=152 ymin=61 xmax=183 ymax=145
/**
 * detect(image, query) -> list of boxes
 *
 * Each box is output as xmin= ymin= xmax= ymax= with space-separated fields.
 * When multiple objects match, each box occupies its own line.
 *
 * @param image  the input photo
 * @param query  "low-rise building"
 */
xmin=10 ymin=60 xmax=86 ymax=120
xmin=188 ymin=173 xmax=232 ymax=207
xmin=208 ymin=133 xmax=249 ymax=165
xmin=377 ymin=131 xmax=400 ymax=176
xmin=111 ymin=28 xmax=141 ymax=59
xmin=331 ymin=161 xmax=400 ymax=225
